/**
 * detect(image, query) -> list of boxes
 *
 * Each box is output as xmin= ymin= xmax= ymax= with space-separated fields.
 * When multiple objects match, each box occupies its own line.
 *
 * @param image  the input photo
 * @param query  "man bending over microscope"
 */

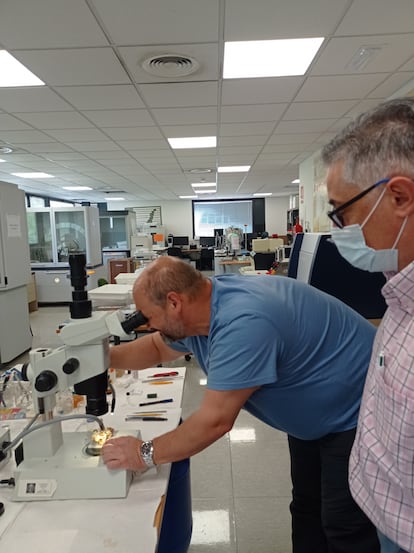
xmin=102 ymin=255 xmax=379 ymax=553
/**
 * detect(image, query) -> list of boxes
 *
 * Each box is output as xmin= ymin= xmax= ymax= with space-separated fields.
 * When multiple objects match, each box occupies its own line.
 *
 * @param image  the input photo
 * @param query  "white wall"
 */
xmin=265 ymin=196 xmax=290 ymax=236
xmin=107 ymin=197 xmax=291 ymax=238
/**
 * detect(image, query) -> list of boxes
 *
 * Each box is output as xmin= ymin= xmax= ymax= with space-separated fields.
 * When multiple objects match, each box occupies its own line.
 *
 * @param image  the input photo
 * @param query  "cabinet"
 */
xmin=26 ymin=206 xmax=105 ymax=303
xmin=108 ymin=257 xmax=135 ymax=283
xmin=0 ymin=181 xmax=32 ymax=365
xmin=27 ymin=206 xmax=102 ymax=268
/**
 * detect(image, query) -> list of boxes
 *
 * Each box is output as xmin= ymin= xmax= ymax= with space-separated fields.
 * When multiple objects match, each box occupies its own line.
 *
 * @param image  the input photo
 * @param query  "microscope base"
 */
xmin=13 ymin=429 xmax=140 ymax=501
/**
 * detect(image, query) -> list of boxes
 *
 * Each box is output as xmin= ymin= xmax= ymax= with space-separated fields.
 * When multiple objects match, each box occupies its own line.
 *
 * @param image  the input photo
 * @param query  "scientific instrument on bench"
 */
xmin=6 ymin=253 xmax=148 ymax=501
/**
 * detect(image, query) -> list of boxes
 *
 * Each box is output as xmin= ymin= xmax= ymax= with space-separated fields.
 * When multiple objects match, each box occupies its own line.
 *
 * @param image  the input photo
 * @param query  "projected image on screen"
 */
xmin=193 ymin=200 xmax=253 ymax=237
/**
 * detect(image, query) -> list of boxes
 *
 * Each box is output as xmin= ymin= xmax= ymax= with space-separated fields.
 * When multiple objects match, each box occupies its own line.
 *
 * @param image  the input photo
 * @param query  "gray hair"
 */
xmin=321 ymin=97 xmax=414 ymax=188
xmin=134 ymin=256 xmax=206 ymax=307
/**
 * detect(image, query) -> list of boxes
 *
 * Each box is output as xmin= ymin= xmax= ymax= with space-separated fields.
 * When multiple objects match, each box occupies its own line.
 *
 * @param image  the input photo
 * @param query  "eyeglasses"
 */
xmin=327 ymin=178 xmax=390 ymax=228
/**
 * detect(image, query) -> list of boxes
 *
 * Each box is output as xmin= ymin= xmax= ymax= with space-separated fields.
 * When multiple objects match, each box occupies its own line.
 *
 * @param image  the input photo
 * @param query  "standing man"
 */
xmin=102 ymin=256 xmax=379 ymax=553
xmin=322 ymin=97 xmax=414 ymax=553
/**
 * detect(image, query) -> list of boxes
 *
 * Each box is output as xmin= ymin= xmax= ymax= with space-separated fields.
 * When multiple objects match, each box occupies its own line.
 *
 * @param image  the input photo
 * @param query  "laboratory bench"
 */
xmin=0 ymin=366 xmax=191 ymax=553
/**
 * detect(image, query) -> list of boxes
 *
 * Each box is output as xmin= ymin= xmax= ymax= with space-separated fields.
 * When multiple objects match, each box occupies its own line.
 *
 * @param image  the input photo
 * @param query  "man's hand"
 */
xmin=102 ymin=436 xmax=147 ymax=471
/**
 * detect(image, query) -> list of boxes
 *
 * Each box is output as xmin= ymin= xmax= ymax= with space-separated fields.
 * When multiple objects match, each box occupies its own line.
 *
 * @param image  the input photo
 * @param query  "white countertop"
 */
xmin=0 ymin=367 xmax=186 ymax=553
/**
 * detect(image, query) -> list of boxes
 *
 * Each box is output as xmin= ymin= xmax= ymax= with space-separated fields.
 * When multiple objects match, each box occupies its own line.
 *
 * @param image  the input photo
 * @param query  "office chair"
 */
xmin=253 ymin=252 xmax=275 ymax=270
xmin=198 ymin=248 xmax=214 ymax=271
xmin=167 ymin=247 xmax=184 ymax=257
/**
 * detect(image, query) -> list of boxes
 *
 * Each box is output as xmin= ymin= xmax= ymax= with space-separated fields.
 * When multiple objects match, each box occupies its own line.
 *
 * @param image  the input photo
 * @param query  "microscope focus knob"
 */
xmin=62 ymin=357 xmax=80 ymax=375
xmin=35 ymin=370 xmax=58 ymax=392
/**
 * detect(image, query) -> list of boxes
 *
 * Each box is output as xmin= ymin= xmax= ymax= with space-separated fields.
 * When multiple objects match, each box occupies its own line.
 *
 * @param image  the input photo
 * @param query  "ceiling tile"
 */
xmin=335 ymin=0 xmax=414 ymax=35
xmin=91 ymin=0 xmax=220 ymax=43
xmin=224 ymin=0 xmax=348 ymax=40
xmin=220 ymin=104 xmax=287 ymax=123
xmin=54 ymin=85 xmax=145 ymax=110
xmin=0 ymin=0 xmax=108 ymax=49
xmin=82 ymin=110 xmax=154 ymax=127
xmin=152 ymin=107 xmax=217 ymax=125
xmin=14 ymin=111 xmax=94 ymax=129
xmin=221 ymin=77 xmax=303 ymax=105
xmin=12 ymin=49 xmax=130 ymax=86
xmin=0 ymin=88 xmax=72 ymax=112
xmin=296 ymin=74 xmax=386 ymax=101
xmin=139 ymin=82 xmax=218 ymax=108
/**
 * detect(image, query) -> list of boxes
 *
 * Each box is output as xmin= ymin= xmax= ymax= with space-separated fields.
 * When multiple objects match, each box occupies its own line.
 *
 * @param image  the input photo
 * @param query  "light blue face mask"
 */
xmin=330 ymin=189 xmax=408 ymax=273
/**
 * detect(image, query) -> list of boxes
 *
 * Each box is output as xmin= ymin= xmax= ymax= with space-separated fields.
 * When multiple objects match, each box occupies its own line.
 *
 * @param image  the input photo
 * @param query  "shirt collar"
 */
xmin=382 ymin=260 xmax=414 ymax=315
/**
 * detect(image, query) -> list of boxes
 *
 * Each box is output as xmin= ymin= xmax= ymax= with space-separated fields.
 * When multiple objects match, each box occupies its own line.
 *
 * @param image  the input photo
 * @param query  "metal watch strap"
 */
xmin=140 ymin=440 xmax=155 ymax=468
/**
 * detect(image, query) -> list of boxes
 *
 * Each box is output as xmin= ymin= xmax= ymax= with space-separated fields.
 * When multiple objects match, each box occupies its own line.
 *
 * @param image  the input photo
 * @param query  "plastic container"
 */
xmin=157 ymin=458 xmax=192 ymax=553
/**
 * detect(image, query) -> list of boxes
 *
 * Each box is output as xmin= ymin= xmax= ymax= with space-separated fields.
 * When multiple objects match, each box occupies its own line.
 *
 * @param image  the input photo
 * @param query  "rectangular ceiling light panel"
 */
xmin=223 ymin=38 xmax=324 ymax=79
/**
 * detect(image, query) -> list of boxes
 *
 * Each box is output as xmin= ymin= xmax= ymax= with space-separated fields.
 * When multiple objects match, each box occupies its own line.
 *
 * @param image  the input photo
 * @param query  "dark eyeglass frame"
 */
xmin=327 ymin=178 xmax=390 ymax=228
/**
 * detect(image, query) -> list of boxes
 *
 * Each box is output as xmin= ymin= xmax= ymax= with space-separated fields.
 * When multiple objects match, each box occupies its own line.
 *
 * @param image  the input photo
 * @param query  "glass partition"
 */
xmin=27 ymin=210 xmax=53 ymax=263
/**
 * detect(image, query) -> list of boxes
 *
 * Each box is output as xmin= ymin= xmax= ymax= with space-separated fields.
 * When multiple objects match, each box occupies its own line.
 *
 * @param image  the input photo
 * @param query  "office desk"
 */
xmin=215 ymin=258 xmax=252 ymax=275
xmin=0 ymin=367 xmax=187 ymax=553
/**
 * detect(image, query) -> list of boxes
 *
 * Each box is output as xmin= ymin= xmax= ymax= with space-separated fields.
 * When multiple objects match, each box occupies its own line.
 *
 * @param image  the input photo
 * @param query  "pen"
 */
xmin=378 ymin=351 xmax=385 ymax=368
xmin=149 ymin=381 xmax=173 ymax=385
xmin=125 ymin=416 xmax=168 ymax=421
xmin=139 ymin=398 xmax=173 ymax=407
xmin=151 ymin=371 xmax=179 ymax=378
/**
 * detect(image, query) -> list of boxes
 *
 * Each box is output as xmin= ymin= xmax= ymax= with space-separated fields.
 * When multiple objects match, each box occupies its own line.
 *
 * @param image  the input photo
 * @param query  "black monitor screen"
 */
xmin=200 ymin=236 xmax=215 ymax=247
xmin=172 ymin=236 xmax=189 ymax=247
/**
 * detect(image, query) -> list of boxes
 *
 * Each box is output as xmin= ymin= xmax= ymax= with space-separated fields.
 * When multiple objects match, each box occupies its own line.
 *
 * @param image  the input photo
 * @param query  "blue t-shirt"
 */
xmin=169 ymin=275 xmax=376 ymax=440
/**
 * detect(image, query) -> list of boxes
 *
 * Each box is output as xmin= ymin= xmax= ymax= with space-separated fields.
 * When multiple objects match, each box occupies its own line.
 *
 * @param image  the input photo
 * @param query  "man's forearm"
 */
xmin=152 ymin=409 xmax=232 ymax=464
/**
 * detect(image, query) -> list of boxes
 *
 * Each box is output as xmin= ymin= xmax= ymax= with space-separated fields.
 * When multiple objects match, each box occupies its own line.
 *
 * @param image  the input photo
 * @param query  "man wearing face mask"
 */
xmin=322 ymin=97 xmax=414 ymax=553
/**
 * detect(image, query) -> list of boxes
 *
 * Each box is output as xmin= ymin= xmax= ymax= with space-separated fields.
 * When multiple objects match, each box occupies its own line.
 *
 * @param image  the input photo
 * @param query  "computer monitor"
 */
xmin=287 ymin=233 xmax=386 ymax=319
xmin=199 ymin=236 xmax=215 ymax=247
xmin=172 ymin=236 xmax=189 ymax=247
xmin=214 ymin=228 xmax=224 ymax=236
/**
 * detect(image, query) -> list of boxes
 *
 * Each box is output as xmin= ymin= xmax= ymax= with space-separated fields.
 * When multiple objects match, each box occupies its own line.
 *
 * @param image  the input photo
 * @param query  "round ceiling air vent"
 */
xmin=141 ymin=54 xmax=200 ymax=77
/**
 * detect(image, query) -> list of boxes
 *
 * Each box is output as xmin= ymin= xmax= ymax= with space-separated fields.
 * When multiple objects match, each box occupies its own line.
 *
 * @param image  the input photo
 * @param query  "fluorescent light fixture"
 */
xmin=0 ymin=159 xmax=6 ymax=163
xmin=253 ymin=192 xmax=272 ymax=197
xmin=218 ymin=165 xmax=251 ymax=173
xmin=168 ymin=136 xmax=216 ymax=149
xmin=106 ymin=197 xmax=125 ymax=201
xmin=12 ymin=172 xmax=54 ymax=178
xmin=223 ymin=37 xmax=324 ymax=79
xmin=62 ymin=186 xmax=93 ymax=191
xmin=191 ymin=182 xmax=217 ymax=188
xmin=0 ymin=51 xmax=45 ymax=87
xmin=196 ymin=189 xmax=216 ymax=194
xmin=179 ymin=195 xmax=198 ymax=199
xmin=291 ymin=178 xmax=300 ymax=184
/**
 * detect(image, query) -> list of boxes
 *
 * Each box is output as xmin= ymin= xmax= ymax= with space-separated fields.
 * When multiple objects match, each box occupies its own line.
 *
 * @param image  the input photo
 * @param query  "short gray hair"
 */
xmin=321 ymin=97 xmax=414 ymax=188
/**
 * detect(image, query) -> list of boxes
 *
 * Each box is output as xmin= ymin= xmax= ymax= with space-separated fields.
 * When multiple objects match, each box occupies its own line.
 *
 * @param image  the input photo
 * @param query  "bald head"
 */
xmin=133 ymin=256 xmax=207 ymax=307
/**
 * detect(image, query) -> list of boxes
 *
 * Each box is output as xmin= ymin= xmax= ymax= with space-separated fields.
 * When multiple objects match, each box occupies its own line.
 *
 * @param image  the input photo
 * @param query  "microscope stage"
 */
xmin=13 ymin=428 xmax=141 ymax=501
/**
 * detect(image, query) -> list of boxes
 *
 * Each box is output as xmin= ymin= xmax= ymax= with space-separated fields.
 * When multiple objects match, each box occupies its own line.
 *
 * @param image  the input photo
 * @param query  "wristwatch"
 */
xmin=140 ymin=440 xmax=155 ymax=468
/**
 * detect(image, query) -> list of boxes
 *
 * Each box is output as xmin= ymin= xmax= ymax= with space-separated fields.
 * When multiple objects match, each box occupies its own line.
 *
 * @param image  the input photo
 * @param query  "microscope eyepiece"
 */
xmin=121 ymin=311 xmax=148 ymax=333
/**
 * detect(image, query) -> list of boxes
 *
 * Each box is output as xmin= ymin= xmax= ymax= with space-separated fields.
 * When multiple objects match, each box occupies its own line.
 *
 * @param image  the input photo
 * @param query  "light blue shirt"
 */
xmin=169 ymin=275 xmax=376 ymax=440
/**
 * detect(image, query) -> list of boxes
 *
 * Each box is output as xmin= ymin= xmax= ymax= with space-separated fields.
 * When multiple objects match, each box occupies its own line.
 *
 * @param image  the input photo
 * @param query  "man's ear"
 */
xmin=166 ymin=291 xmax=181 ymax=311
xmin=387 ymin=176 xmax=414 ymax=216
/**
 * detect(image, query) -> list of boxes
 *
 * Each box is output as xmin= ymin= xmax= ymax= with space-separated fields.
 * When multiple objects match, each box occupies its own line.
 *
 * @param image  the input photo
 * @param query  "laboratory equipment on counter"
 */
xmin=8 ymin=253 xmax=148 ymax=501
